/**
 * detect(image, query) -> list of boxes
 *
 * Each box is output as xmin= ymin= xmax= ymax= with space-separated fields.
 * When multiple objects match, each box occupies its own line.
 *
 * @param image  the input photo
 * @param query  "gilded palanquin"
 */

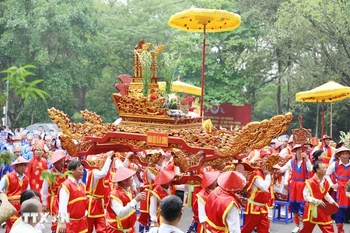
xmin=48 ymin=40 xmax=293 ymax=179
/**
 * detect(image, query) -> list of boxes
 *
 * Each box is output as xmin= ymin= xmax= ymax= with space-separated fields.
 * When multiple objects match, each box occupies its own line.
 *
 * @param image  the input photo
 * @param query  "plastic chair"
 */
xmin=272 ymin=200 xmax=293 ymax=224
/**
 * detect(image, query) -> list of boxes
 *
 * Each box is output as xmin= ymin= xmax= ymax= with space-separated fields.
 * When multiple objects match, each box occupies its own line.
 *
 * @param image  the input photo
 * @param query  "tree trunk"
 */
xmin=74 ymin=86 xmax=87 ymax=110
xmin=276 ymin=48 xmax=282 ymax=115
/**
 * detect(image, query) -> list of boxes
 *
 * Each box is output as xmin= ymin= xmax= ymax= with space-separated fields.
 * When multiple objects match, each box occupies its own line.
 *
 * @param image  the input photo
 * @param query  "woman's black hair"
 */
xmin=312 ymin=150 xmax=324 ymax=163
xmin=20 ymin=190 xmax=40 ymax=205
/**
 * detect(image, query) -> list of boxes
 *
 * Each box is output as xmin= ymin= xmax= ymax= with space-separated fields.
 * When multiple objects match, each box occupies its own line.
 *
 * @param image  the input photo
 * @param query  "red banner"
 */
xmin=204 ymin=104 xmax=252 ymax=129
xmin=147 ymin=132 xmax=169 ymax=147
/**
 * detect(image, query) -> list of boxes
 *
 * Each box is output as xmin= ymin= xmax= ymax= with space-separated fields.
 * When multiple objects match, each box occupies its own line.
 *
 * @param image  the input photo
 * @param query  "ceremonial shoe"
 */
xmin=291 ymin=226 xmax=300 ymax=233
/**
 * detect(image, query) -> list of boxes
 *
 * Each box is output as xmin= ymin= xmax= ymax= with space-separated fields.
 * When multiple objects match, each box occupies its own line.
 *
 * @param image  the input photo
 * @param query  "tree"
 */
xmin=0 ymin=65 xmax=48 ymax=128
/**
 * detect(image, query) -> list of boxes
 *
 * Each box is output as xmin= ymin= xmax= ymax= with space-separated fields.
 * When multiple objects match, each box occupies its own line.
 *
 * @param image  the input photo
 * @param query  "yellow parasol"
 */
xmin=158 ymin=77 xmax=201 ymax=96
xmin=296 ymin=80 xmax=350 ymax=137
xmin=168 ymin=8 xmax=241 ymax=118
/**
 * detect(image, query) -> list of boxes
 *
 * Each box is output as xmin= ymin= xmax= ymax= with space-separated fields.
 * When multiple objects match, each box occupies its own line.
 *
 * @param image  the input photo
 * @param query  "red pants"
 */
xmin=300 ymin=221 xmax=334 ymax=233
xmin=66 ymin=216 xmax=88 ymax=233
xmin=87 ymin=216 xmax=106 ymax=233
xmin=138 ymin=212 xmax=150 ymax=226
xmin=241 ymin=213 xmax=270 ymax=233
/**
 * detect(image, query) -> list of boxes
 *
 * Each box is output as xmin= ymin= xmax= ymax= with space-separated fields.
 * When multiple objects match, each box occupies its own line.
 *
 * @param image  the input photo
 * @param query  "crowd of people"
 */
xmin=0 ymin=126 xmax=349 ymax=233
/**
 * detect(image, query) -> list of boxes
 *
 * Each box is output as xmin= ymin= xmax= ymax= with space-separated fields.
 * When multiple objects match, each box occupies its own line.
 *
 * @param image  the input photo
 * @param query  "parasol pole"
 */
xmin=321 ymin=101 xmax=324 ymax=137
xmin=330 ymin=102 xmax=333 ymax=138
xmin=200 ymin=24 xmax=206 ymax=120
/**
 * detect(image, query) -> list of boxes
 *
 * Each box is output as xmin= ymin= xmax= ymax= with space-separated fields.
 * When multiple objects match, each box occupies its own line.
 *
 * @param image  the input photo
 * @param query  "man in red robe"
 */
xmin=138 ymin=164 xmax=157 ymax=233
xmin=326 ymin=146 xmax=350 ymax=233
xmin=0 ymin=156 xmax=29 ymax=233
xmin=300 ymin=161 xmax=337 ymax=233
xmin=26 ymin=140 xmax=48 ymax=194
xmin=241 ymin=154 xmax=272 ymax=233
xmin=86 ymin=151 xmax=113 ymax=233
xmin=196 ymin=170 xmax=220 ymax=233
xmin=58 ymin=160 xmax=88 ymax=233
xmin=205 ymin=171 xmax=246 ymax=233
xmin=149 ymin=166 xmax=176 ymax=227
xmin=41 ymin=149 xmax=67 ymax=233
xmin=105 ymin=166 xmax=146 ymax=233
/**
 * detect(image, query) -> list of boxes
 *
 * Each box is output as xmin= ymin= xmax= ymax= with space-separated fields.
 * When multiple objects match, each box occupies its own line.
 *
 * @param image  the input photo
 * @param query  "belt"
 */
xmin=247 ymin=198 xmax=267 ymax=207
xmin=106 ymin=222 xmax=131 ymax=233
xmin=9 ymin=200 xmax=19 ymax=203
xmin=88 ymin=195 xmax=103 ymax=199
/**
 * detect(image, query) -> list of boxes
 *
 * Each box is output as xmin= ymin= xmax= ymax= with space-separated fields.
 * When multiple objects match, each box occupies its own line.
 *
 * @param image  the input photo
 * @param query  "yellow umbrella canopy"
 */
xmin=296 ymin=80 xmax=350 ymax=137
xmin=296 ymin=80 xmax=350 ymax=102
xmin=158 ymin=80 xmax=201 ymax=96
xmin=168 ymin=8 xmax=241 ymax=33
xmin=168 ymin=8 xmax=241 ymax=119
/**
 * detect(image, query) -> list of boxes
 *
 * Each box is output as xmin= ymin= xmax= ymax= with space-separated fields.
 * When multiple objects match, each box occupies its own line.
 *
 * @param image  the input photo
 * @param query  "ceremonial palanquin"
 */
xmin=48 ymin=40 xmax=294 ymax=184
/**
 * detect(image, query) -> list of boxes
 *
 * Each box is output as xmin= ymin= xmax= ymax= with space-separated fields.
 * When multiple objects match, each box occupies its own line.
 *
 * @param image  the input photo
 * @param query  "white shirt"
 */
xmin=86 ymin=158 xmax=112 ymax=189
xmin=0 ymin=172 xmax=29 ymax=192
xmin=149 ymin=223 xmax=184 ymax=233
xmin=303 ymin=176 xmax=335 ymax=204
xmin=10 ymin=222 xmax=38 ymax=233
xmin=279 ymin=147 xmax=291 ymax=158
xmin=325 ymin=159 xmax=350 ymax=187
xmin=225 ymin=203 xmax=241 ymax=233
xmin=279 ymin=158 xmax=313 ymax=185
xmin=150 ymin=186 xmax=172 ymax=223
xmin=110 ymin=188 xmax=137 ymax=218
xmin=58 ymin=176 xmax=85 ymax=214
xmin=198 ymin=197 xmax=206 ymax=223
xmin=41 ymin=167 xmax=65 ymax=206
xmin=250 ymin=174 xmax=271 ymax=192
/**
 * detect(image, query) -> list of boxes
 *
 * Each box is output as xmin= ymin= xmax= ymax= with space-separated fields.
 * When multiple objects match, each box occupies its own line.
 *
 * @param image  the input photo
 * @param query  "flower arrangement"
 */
xmin=136 ymin=46 xmax=152 ymax=97
xmin=162 ymin=52 xmax=181 ymax=95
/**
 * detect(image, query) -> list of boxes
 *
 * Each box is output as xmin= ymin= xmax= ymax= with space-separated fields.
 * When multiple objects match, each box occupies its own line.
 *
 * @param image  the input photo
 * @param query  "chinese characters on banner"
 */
xmin=147 ymin=132 xmax=169 ymax=147
xmin=204 ymin=104 xmax=252 ymax=129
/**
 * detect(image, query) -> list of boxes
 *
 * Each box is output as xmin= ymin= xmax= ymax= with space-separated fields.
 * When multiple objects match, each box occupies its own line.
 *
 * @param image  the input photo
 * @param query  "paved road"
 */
xmin=1 ymin=207 xmax=349 ymax=232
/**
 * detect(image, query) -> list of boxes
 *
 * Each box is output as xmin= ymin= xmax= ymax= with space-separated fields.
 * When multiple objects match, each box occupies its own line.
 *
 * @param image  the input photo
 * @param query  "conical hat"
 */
xmin=291 ymin=144 xmax=302 ymax=152
xmin=50 ymin=150 xmax=66 ymax=164
xmin=112 ymin=166 xmax=136 ymax=183
xmin=154 ymin=169 xmax=175 ymax=185
xmin=201 ymin=171 xmax=220 ymax=189
xmin=217 ymin=171 xmax=246 ymax=192
xmin=288 ymin=135 xmax=294 ymax=143
xmin=164 ymin=161 xmax=175 ymax=172
xmin=322 ymin=135 xmax=332 ymax=141
xmin=11 ymin=156 xmax=29 ymax=166
xmin=335 ymin=146 xmax=350 ymax=157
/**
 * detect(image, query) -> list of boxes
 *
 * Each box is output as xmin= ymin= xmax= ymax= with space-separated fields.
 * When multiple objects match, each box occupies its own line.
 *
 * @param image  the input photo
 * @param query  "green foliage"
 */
xmin=1 ymin=65 xmax=48 ymax=101
xmin=0 ymin=151 xmax=16 ymax=165
xmin=41 ymin=170 xmax=71 ymax=183
xmin=340 ymin=131 xmax=350 ymax=148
